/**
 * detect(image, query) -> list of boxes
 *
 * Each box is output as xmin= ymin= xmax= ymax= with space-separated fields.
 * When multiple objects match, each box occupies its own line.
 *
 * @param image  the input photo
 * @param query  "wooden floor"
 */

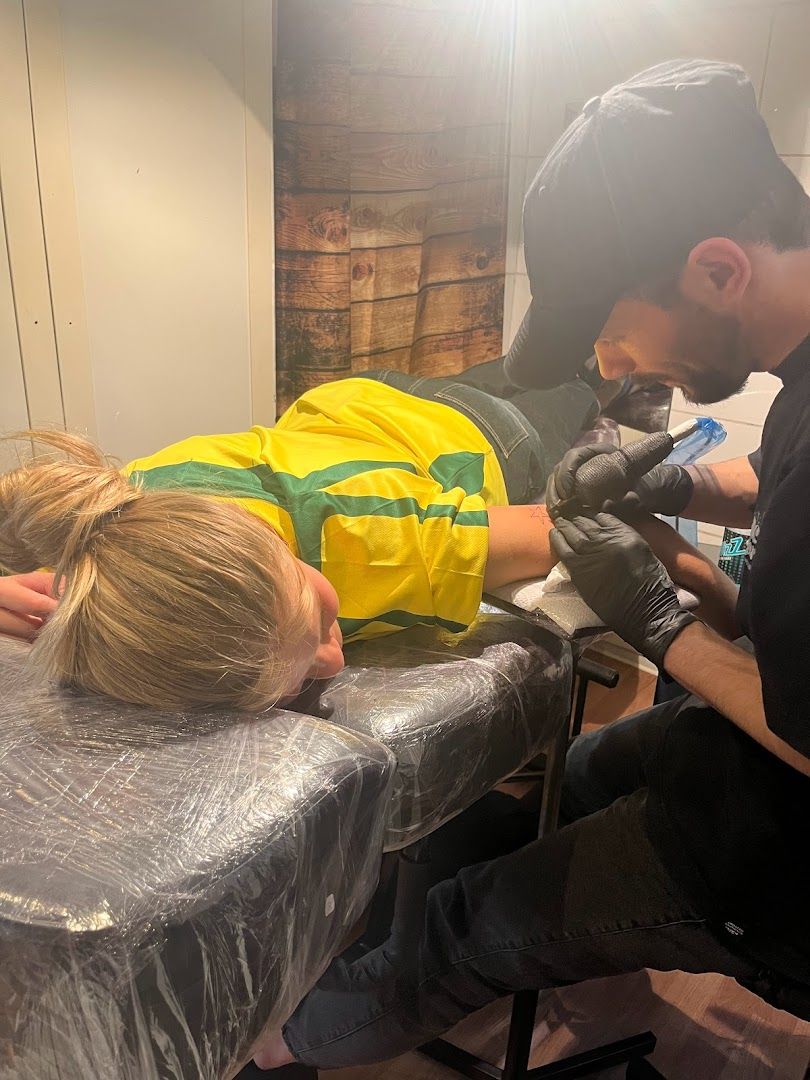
xmin=330 ymin=971 xmax=810 ymax=1079
xmin=330 ymin=653 xmax=810 ymax=1080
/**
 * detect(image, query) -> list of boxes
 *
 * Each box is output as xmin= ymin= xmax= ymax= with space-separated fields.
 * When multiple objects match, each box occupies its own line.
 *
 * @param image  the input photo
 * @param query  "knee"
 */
xmin=560 ymin=728 xmax=615 ymax=824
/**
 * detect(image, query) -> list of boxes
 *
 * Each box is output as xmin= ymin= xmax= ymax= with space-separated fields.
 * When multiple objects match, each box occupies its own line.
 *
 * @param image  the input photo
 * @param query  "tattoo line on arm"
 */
xmin=689 ymin=464 xmax=723 ymax=499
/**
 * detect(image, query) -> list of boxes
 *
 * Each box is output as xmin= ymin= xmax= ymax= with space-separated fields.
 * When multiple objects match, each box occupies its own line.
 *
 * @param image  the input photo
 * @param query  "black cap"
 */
xmin=505 ymin=59 xmax=795 ymax=389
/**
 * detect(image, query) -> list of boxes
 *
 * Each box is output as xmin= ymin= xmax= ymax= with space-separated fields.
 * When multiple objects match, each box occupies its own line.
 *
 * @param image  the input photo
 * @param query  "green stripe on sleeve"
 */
xmin=428 ymin=451 xmax=485 ymax=495
xmin=292 ymin=495 xmax=487 ymax=566
xmin=129 ymin=460 xmax=281 ymax=504
xmin=130 ymin=458 xmax=419 ymax=501
xmin=132 ymin=459 xmax=488 ymax=569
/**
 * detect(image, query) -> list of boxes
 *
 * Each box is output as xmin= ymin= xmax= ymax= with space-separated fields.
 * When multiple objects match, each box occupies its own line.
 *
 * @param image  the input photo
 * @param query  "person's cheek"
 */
xmin=325 ymin=638 xmax=345 ymax=676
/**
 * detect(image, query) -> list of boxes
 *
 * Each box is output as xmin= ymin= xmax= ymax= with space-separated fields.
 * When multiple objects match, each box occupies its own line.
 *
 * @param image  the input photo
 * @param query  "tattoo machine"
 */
xmin=553 ymin=416 xmax=726 ymax=516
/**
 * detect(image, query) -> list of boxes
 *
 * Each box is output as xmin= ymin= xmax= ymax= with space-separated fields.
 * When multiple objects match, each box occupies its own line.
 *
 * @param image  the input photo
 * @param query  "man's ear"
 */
xmin=679 ymin=237 xmax=752 ymax=312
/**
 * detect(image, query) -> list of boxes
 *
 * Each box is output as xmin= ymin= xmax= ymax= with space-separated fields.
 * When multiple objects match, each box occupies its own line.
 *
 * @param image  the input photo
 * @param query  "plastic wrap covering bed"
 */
xmin=0 ymin=636 xmax=394 ymax=1080
xmin=299 ymin=612 xmax=574 ymax=850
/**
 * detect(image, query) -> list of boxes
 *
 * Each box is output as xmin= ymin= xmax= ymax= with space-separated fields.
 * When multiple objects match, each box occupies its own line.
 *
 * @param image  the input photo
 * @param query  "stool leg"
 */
xmin=499 ymin=714 xmax=568 ymax=1080
xmin=524 ymin=1032 xmax=659 ymax=1079
xmin=502 ymin=989 xmax=539 ymax=1080
xmin=627 ymin=1057 xmax=666 ymax=1078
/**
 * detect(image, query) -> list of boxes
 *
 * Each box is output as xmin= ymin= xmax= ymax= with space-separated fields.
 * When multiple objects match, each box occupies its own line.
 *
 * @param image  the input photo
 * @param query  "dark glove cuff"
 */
xmin=669 ymin=465 xmax=695 ymax=516
xmin=644 ymin=611 xmax=698 ymax=670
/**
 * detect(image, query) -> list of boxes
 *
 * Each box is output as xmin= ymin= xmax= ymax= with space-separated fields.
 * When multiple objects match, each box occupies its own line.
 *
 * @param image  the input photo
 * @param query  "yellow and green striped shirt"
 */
xmin=126 ymin=378 xmax=507 ymax=642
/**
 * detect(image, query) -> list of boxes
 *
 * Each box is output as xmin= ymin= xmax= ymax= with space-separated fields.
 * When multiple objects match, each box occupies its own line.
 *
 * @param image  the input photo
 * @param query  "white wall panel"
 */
xmin=57 ymin=0 xmax=256 ymax=461
xmin=671 ymin=371 xmax=781 ymax=428
xmin=760 ymin=4 xmax=810 ymax=155
xmin=0 ymin=187 xmax=30 ymax=471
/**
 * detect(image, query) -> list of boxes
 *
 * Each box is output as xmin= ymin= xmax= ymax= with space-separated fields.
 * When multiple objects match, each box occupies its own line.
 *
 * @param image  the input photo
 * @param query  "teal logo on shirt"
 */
xmin=721 ymin=534 xmax=747 ymax=559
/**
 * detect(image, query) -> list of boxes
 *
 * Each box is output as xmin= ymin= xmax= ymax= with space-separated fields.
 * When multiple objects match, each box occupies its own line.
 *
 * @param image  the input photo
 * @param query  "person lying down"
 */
xmin=0 ymin=364 xmax=737 ymax=711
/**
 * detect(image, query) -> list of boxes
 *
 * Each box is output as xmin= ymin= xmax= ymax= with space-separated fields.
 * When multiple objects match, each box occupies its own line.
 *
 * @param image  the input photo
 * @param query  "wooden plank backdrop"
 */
xmin=274 ymin=0 xmax=513 ymax=413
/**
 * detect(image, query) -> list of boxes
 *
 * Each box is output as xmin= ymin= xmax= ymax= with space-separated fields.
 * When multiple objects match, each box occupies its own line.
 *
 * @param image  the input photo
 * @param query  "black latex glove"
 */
xmin=545 ymin=444 xmax=606 ymax=520
xmin=618 ymin=462 xmax=694 ymax=517
xmin=546 ymin=445 xmax=694 ymax=519
xmin=550 ymin=512 xmax=697 ymax=669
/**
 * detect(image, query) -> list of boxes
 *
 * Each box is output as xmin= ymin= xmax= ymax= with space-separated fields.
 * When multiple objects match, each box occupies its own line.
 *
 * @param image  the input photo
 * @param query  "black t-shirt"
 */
xmin=646 ymin=338 xmax=810 ymax=937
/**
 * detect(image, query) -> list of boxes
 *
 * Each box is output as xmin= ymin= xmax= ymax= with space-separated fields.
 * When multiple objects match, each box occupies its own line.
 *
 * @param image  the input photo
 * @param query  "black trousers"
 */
xmin=282 ymin=699 xmax=763 ymax=1069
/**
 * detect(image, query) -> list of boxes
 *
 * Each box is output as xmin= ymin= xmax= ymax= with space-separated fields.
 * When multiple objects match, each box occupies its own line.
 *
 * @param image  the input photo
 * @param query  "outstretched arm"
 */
xmin=484 ymin=505 xmax=739 ymax=639
xmin=483 ymin=504 xmax=556 ymax=589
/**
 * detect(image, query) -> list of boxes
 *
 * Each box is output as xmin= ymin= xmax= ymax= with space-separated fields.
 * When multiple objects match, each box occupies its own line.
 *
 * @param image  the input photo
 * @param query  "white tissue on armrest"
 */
xmin=490 ymin=563 xmax=699 ymax=636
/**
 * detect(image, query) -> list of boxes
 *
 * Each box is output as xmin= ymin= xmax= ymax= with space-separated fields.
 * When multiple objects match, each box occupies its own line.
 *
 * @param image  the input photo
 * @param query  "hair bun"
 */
xmin=0 ymin=431 xmax=139 ymax=574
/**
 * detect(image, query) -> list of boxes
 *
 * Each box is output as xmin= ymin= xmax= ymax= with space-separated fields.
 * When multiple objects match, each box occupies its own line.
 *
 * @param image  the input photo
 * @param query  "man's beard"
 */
xmin=681 ymin=369 xmax=749 ymax=406
xmin=672 ymin=305 xmax=752 ymax=406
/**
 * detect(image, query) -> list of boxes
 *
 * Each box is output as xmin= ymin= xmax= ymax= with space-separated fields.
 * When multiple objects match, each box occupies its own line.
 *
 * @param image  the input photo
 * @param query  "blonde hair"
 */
xmin=0 ymin=431 xmax=313 ymax=710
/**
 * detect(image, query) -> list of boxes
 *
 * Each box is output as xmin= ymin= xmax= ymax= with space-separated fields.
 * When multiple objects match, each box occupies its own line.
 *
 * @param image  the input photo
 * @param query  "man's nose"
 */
xmin=595 ymin=341 xmax=635 ymax=382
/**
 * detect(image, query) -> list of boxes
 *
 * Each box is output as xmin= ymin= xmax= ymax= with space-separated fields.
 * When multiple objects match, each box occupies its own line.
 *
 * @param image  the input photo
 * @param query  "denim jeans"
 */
xmin=361 ymin=359 xmax=598 ymax=504
xmin=282 ymin=699 xmax=765 ymax=1069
